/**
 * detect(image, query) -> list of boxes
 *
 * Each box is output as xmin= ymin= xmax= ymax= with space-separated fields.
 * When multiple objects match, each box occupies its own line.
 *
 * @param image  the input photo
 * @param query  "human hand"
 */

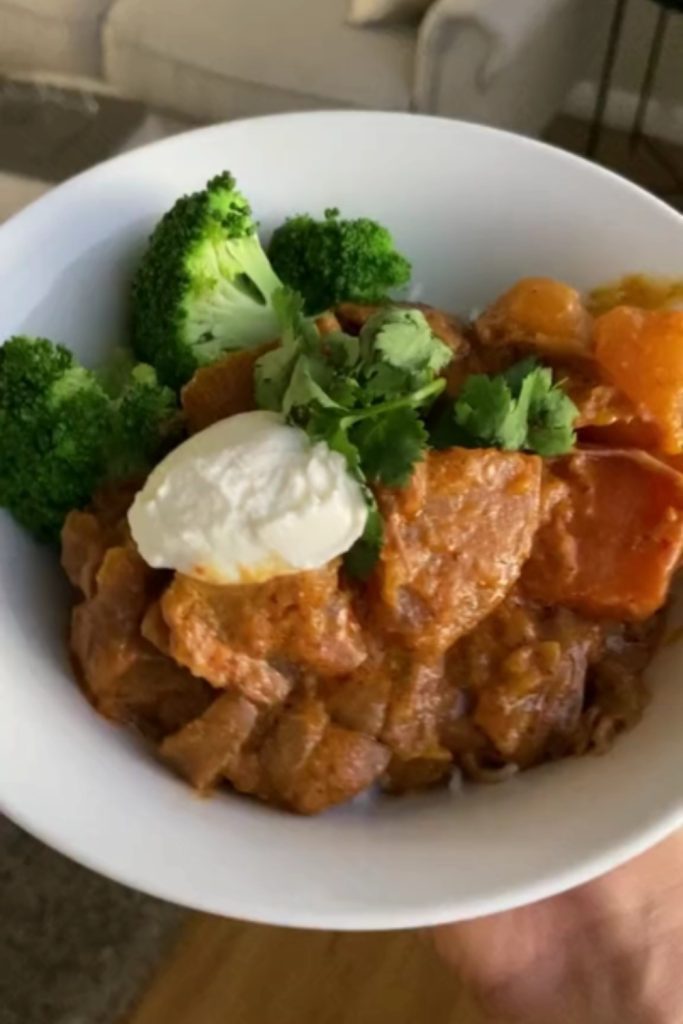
xmin=432 ymin=830 xmax=683 ymax=1024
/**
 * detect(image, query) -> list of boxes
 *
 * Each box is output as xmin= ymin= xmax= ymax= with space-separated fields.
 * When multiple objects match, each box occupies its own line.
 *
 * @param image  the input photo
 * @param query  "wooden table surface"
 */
xmin=126 ymin=915 xmax=480 ymax=1024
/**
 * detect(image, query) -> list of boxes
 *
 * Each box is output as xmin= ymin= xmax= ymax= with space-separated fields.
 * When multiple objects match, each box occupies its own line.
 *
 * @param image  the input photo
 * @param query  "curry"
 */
xmin=61 ymin=277 xmax=683 ymax=815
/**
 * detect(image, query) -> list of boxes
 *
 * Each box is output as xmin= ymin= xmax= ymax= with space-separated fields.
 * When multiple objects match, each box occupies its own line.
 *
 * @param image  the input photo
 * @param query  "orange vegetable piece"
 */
xmin=522 ymin=451 xmax=683 ymax=620
xmin=476 ymin=277 xmax=592 ymax=360
xmin=594 ymin=306 xmax=683 ymax=454
xmin=181 ymin=341 xmax=275 ymax=434
xmin=372 ymin=448 xmax=543 ymax=654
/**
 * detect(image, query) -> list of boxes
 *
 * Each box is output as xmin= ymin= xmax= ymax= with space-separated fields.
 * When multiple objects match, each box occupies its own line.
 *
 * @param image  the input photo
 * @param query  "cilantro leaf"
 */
xmin=360 ymin=308 xmax=453 ymax=387
xmin=282 ymin=353 xmax=337 ymax=415
xmin=307 ymin=407 xmax=361 ymax=474
xmin=275 ymin=287 xmax=319 ymax=353
xmin=254 ymin=287 xmax=319 ymax=410
xmin=501 ymin=357 xmax=539 ymax=395
xmin=351 ymin=407 xmax=427 ymax=486
xmin=362 ymin=362 xmax=413 ymax=402
xmin=526 ymin=370 xmax=578 ymax=456
xmin=254 ymin=344 xmax=298 ymax=412
xmin=435 ymin=359 xmax=577 ymax=456
xmin=454 ymin=374 xmax=518 ymax=448
xmin=323 ymin=332 xmax=361 ymax=371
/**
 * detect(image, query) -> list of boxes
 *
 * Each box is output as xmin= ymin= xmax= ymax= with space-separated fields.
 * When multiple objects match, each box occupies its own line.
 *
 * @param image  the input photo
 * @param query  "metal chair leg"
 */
xmin=586 ymin=0 xmax=630 ymax=159
xmin=630 ymin=4 xmax=670 ymax=151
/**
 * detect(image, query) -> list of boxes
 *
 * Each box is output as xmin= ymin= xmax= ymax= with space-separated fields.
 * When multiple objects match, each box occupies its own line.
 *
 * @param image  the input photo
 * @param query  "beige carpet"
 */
xmin=0 ymin=818 xmax=185 ymax=1024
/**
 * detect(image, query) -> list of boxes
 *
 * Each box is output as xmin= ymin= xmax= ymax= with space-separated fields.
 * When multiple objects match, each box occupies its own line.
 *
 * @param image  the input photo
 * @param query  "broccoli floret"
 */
xmin=110 ymin=363 xmax=181 ymax=477
xmin=268 ymin=208 xmax=412 ymax=315
xmin=0 ymin=337 xmax=181 ymax=542
xmin=131 ymin=171 xmax=283 ymax=389
xmin=0 ymin=336 xmax=112 ymax=541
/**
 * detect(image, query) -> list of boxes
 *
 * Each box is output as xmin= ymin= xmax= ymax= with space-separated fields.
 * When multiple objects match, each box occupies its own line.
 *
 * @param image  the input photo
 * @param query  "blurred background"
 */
xmin=0 ymin=2 xmax=681 ymax=1023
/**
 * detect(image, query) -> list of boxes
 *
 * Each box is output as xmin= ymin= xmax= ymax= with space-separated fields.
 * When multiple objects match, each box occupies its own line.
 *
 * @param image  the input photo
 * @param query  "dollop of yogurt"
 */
xmin=128 ymin=410 xmax=368 ymax=584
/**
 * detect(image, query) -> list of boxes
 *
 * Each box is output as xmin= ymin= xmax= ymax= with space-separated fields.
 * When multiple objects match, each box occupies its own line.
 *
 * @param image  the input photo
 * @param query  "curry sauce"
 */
xmin=61 ymin=277 xmax=683 ymax=814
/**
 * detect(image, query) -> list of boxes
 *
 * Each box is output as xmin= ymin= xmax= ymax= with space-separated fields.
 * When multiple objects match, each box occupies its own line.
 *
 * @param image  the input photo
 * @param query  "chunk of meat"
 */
xmin=449 ymin=591 xmax=602 ymax=766
xmin=161 ymin=563 xmax=367 ymax=703
xmin=472 ymin=626 xmax=594 ymax=766
xmin=181 ymin=341 xmax=275 ymax=435
xmin=161 ymin=691 xmax=259 ymax=792
xmin=381 ymin=656 xmax=447 ymax=760
xmin=141 ymin=600 xmax=172 ymax=654
xmin=573 ymin=617 xmax=661 ymax=755
xmin=110 ymin=655 xmax=213 ymax=740
xmin=371 ymin=448 xmax=542 ymax=653
xmin=325 ymin=644 xmax=449 ymax=760
xmin=260 ymin=698 xmax=389 ymax=814
xmin=72 ymin=546 xmax=159 ymax=687
xmin=61 ymin=481 xmax=143 ymax=597
xmin=594 ymin=306 xmax=683 ymax=453
xmin=522 ymin=451 xmax=683 ymax=619
xmin=324 ymin=647 xmax=393 ymax=737
xmin=381 ymin=754 xmax=452 ymax=794
xmin=62 ymin=510 xmax=116 ymax=599
xmin=70 ymin=545 xmax=211 ymax=738
xmin=476 ymin=277 xmax=592 ymax=361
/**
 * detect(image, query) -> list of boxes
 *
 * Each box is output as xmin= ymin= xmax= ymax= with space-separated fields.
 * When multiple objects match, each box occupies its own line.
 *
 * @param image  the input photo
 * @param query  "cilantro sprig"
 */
xmin=432 ymin=357 xmax=578 ymax=456
xmin=254 ymin=289 xmax=453 ymax=575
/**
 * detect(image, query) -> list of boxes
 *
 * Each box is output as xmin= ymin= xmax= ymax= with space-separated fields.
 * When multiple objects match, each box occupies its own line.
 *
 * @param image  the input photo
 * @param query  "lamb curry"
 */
xmin=61 ymin=277 xmax=683 ymax=814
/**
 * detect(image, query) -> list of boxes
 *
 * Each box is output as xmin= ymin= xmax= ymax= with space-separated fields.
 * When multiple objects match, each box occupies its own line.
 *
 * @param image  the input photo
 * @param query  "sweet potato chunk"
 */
xmin=181 ymin=341 xmax=275 ymax=434
xmin=476 ymin=277 xmax=592 ymax=360
xmin=371 ymin=449 xmax=542 ymax=653
xmin=523 ymin=452 xmax=683 ymax=619
xmin=162 ymin=563 xmax=367 ymax=702
xmin=594 ymin=306 xmax=683 ymax=453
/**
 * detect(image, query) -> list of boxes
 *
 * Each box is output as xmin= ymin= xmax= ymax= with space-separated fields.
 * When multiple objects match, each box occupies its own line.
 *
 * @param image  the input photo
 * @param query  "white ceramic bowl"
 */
xmin=1 ymin=112 xmax=683 ymax=931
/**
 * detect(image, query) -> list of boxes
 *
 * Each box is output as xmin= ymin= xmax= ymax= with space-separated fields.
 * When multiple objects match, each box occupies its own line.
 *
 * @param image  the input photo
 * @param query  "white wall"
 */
xmin=566 ymin=0 xmax=683 ymax=141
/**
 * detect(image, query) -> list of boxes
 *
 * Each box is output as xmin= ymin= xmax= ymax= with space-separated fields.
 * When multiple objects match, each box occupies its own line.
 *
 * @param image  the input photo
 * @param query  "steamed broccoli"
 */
xmin=131 ymin=172 xmax=284 ymax=389
xmin=0 ymin=336 xmax=112 ymax=541
xmin=0 ymin=336 xmax=179 ymax=542
xmin=268 ymin=207 xmax=412 ymax=315
xmin=110 ymin=363 xmax=181 ymax=477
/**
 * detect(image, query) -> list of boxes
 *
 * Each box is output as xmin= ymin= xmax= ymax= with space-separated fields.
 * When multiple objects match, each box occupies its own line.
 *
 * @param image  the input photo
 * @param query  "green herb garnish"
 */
xmin=433 ymin=357 xmax=578 ymax=457
xmin=254 ymin=289 xmax=453 ymax=575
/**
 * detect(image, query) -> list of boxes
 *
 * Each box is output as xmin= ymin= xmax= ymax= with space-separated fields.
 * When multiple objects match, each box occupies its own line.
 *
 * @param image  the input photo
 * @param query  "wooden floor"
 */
xmin=126 ymin=915 xmax=479 ymax=1024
